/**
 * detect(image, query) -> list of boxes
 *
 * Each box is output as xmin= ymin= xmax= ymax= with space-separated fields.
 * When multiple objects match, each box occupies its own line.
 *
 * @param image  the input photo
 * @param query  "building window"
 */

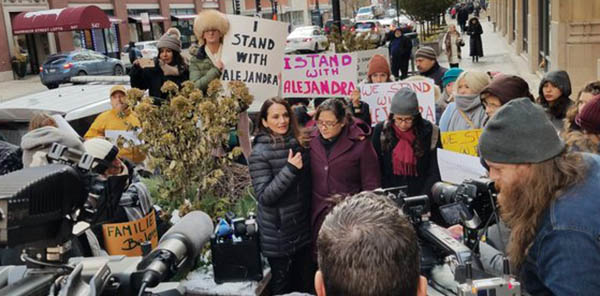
xmin=538 ymin=0 xmax=550 ymax=72
xmin=171 ymin=8 xmax=195 ymax=49
xmin=522 ymin=0 xmax=528 ymax=53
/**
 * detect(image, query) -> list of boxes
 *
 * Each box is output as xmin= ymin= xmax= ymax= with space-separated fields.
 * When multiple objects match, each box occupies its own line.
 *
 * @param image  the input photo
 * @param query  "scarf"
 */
xmin=391 ymin=124 xmax=417 ymax=176
xmin=455 ymin=93 xmax=480 ymax=111
xmin=159 ymin=60 xmax=180 ymax=76
xmin=205 ymin=44 xmax=223 ymax=68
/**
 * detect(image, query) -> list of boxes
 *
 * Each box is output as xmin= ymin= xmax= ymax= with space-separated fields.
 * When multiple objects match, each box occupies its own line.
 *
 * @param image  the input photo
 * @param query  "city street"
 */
xmin=0 ymin=75 xmax=47 ymax=103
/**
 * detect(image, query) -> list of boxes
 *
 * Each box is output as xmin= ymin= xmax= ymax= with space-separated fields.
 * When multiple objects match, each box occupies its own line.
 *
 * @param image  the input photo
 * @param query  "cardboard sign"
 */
xmin=282 ymin=52 xmax=358 ymax=98
xmin=441 ymin=129 xmax=483 ymax=156
xmin=360 ymin=80 xmax=436 ymax=125
xmin=102 ymin=210 xmax=158 ymax=256
xmin=437 ymin=148 xmax=487 ymax=184
xmin=356 ymin=48 xmax=390 ymax=82
xmin=221 ymin=15 xmax=288 ymax=112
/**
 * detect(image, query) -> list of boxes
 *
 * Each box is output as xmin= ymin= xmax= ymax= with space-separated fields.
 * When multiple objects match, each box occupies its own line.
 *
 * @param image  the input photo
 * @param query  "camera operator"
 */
xmin=478 ymin=98 xmax=600 ymax=295
xmin=315 ymin=191 xmax=427 ymax=296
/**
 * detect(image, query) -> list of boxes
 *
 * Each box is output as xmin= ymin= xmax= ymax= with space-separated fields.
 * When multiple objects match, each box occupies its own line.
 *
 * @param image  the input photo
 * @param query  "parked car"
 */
xmin=121 ymin=41 xmax=159 ymax=61
xmin=39 ymin=50 xmax=125 ymax=89
xmin=324 ymin=18 xmax=354 ymax=34
xmin=379 ymin=18 xmax=398 ymax=33
xmin=352 ymin=20 xmax=386 ymax=46
xmin=356 ymin=5 xmax=384 ymax=21
xmin=0 ymin=84 xmax=117 ymax=145
xmin=285 ymin=26 xmax=328 ymax=53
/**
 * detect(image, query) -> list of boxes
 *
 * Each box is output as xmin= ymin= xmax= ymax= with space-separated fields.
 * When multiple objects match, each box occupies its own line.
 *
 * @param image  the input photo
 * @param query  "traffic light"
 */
xmin=233 ymin=0 xmax=240 ymax=15
xmin=255 ymin=0 xmax=261 ymax=13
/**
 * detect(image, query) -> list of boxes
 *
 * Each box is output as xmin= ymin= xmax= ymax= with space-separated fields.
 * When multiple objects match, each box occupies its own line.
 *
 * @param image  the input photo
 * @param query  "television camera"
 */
xmin=376 ymin=178 xmax=521 ymax=296
xmin=0 ymin=143 xmax=213 ymax=295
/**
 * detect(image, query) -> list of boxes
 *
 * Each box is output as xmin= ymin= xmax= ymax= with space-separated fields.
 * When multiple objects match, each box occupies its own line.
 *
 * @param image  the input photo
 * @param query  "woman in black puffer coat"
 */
xmin=248 ymin=98 xmax=314 ymax=295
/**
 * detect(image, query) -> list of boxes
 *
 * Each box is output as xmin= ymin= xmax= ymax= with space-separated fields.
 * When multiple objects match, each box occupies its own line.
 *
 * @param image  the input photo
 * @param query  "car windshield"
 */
xmin=358 ymin=7 xmax=371 ymax=13
xmin=355 ymin=23 xmax=375 ymax=30
xmin=290 ymin=28 xmax=315 ymax=37
xmin=45 ymin=55 xmax=68 ymax=65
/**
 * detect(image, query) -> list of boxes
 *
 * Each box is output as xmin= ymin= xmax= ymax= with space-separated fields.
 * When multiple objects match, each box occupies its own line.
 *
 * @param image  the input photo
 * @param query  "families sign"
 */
xmin=282 ymin=53 xmax=358 ymax=98
xmin=221 ymin=15 xmax=288 ymax=111
xmin=102 ymin=210 xmax=158 ymax=256
xmin=360 ymin=80 xmax=437 ymax=125
xmin=441 ymin=129 xmax=483 ymax=156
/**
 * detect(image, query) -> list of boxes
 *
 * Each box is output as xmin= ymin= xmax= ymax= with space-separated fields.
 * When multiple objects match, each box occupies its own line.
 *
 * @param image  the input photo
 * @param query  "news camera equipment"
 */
xmin=431 ymin=179 xmax=500 ymax=251
xmin=210 ymin=212 xmax=263 ymax=284
xmin=456 ymin=260 xmax=522 ymax=296
xmin=374 ymin=187 xmax=521 ymax=296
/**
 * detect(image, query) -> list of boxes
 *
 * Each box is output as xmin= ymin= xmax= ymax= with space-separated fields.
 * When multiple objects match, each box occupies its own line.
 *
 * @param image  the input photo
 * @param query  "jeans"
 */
xmin=268 ymin=247 xmax=316 ymax=295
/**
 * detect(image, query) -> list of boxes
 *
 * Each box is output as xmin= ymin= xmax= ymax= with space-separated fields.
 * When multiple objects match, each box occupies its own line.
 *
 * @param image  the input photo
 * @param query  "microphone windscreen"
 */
xmin=160 ymin=211 xmax=213 ymax=257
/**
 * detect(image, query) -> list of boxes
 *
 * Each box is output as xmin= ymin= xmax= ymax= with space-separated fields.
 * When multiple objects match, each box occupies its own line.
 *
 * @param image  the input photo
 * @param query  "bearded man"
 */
xmin=479 ymin=97 xmax=600 ymax=295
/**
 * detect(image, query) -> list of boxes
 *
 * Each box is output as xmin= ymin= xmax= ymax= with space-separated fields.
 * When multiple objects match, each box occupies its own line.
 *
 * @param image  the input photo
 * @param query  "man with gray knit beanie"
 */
xmin=414 ymin=46 xmax=447 ymax=89
xmin=479 ymin=97 xmax=600 ymax=295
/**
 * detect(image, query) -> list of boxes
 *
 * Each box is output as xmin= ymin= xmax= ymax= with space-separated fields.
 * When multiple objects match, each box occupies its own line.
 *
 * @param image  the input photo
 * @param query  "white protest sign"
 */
xmin=360 ymin=79 xmax=436 ymax=125
xmin=221 ymin=15 xmax=288 ymax=112
xmin=437 ymin=148 xmax=487 ymax=184
xmin=282 ymin=52 xmax=358 ymax=98
xmin=356 ymin=48 xmax=389 ymax=82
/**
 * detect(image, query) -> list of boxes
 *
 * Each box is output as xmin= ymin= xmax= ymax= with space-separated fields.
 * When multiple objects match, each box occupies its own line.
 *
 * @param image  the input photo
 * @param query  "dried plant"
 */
xmin=125 ymin=80 xmax=254 ymax=218
xmin=327 ymin=26 xmax=378 ymax=53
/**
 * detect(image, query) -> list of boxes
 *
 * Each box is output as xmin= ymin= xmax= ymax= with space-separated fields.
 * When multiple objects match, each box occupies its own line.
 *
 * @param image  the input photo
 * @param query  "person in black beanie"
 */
xmin=536 ymin=70 xmax=572 ymax=131
xmin=479 ymin=97 xmax=600 ymax=295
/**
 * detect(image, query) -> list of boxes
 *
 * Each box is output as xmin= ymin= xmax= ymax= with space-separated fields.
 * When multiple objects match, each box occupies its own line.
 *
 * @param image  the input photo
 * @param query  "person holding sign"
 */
xmin=129 ymin=28 xmax=189 ymax=104
xmin=371 ymin=88 xmax=441 ymax=199
xmin=439 ymin=70 xmax=490 ymax=132
xmin=349 ymin=54 xmax=394 ymax=126
xmin=309 ymin=98 xmax=381 ymax=259
xmin=248 ymin=98 xmax=314 ymax=295
xmin=190 ymin=10 xmax=252 ymax=161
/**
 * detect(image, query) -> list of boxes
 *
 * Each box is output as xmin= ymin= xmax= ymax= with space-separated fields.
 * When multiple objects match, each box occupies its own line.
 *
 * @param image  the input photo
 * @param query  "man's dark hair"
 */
xmin=317 ymin=191 xmax=421 ymax=296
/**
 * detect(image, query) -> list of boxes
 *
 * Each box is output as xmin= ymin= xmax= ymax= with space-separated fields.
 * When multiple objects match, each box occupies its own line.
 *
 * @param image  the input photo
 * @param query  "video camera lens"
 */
xmin=431 ymin=182 xmax=460 ymax=205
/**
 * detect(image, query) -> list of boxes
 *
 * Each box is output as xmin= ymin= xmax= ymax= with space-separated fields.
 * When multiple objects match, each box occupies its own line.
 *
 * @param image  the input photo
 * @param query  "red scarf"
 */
xmin=392 ymin=124 xmax=418 ymax=176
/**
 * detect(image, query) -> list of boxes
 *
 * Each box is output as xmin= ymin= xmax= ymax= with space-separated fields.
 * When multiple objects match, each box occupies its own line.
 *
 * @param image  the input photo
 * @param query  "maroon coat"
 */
xmin=309 ymin=120 xmax=381 ymax=252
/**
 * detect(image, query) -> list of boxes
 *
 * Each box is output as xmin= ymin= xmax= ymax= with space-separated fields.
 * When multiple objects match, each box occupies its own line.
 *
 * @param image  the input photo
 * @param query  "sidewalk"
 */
xmin=0 ymin=75 xmax=47 ymax=103
xmin=437 ymin=15 xmax=541 ymax=93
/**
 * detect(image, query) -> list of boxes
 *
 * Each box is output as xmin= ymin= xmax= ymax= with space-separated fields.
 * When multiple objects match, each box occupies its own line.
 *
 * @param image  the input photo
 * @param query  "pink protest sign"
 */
xmin=282 ymin=53 xmax=358 ymax=98
xmin=360 ymin=80 xmax=436 ymax=125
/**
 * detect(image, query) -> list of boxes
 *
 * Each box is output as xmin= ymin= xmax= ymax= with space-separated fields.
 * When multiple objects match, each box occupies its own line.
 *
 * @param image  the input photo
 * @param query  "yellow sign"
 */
xmin=102 ymin=210 xmax=158 ymax=256
xmin=441 ymin=129 xmax=483 ymax=156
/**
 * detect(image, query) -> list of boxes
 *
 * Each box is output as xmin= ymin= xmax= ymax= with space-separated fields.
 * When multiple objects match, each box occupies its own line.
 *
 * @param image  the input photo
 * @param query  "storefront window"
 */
xmin=171 ymin=8 xmax=195 ymax=48
xmin=128 ymin=9 xmax=164 ymax=42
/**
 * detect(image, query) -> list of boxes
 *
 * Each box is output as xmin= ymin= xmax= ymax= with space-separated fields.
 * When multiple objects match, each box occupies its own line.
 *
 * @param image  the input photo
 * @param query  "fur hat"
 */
xmin=157 ymin=28 xmax=182 ymax=52
xmin=193 ymin=9 xmax=230 ymax=46
xmin=367 ymin=54 xmax=391 ymax=78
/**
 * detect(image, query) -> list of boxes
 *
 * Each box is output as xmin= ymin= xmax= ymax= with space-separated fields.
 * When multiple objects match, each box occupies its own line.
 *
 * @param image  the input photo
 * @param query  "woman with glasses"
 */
xmin=479 ymin=75 xmax=534 ymax=121
xmin=372 ymin=88 xmax=441 ymax=198
xmin=309 ymin=98 xmax=380 ymax=255
xmin=248 ymin=98 xmax=313 ymax=295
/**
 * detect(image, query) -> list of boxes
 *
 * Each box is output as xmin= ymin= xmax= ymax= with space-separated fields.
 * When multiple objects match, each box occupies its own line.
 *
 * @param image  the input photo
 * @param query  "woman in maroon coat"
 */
xmin=309 ymin=98 xmax=381 ymax=254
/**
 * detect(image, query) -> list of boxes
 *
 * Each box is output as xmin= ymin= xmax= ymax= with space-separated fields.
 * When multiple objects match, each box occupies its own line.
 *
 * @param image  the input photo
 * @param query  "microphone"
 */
xmin=136 ymin=211 xmax=213 ymax=288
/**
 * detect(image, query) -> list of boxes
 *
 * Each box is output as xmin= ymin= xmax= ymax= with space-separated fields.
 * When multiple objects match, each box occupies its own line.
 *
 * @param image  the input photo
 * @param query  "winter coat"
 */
xmin=388 ymin=32 xmax=413 ymax=59
xmin=537 ymin=70 xmax=572 ymax=131
xmin=189 ymin=44 xmax=221 ymax=93
xmin=372 ymin=120 xmax=441 ymax=197
xmin=0 ymin=140 xmax=22 ymax=176
xmin=350 ymin=101 xmax=372 ymax=127
xmin=249 ymin=133 xmax=311 ymax=258
xmin=442 ymin=95 xmax=487 ymax=132
xmin=128 ymin=47 xmax=141 ymax=64
xmin=129 ymin=57 xmax=189 ymax=104
xmin=419 ymin=62 xmax=448 ymax=90
xmin=467 ymin=19 xmax=484 ymax=57
xmin=309 ymin=120 xmax=380 ymax=251
xmin=457 ymin=8 xmax=469 ymax=25
xmin=84 ymin=109 xmax=146 ymax=164
xmin=20 ymin=126 xmax=84 ymax=168
xmin=444 ymin=31 xmax=463 ymax=64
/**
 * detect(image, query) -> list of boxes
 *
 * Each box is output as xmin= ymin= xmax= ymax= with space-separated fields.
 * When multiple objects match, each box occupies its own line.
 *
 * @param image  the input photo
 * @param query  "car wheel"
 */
xmin=45 ymin=83 xmax=59 ymax=89
xmin=73 ymin=70 xmax=86 ymax=84
xmin=113 ymin=65 xmax=124 ymax=76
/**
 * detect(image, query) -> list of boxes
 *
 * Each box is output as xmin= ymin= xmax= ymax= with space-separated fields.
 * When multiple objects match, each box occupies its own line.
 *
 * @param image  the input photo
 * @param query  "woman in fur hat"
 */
xmin=129 ymin=27 xmax=189 ymax=104
xmin=189 ymin=10 xmax=252 ymax=161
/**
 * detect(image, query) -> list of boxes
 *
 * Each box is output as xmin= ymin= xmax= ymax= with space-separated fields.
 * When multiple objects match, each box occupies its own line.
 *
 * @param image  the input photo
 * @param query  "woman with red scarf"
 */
xmin=372 ymin=88 xmax=441 ymax=198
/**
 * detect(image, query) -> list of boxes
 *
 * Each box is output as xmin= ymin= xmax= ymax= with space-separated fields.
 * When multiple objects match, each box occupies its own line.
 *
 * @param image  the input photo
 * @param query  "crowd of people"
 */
xmin=1 ymin=5 xmax=600 ymax=296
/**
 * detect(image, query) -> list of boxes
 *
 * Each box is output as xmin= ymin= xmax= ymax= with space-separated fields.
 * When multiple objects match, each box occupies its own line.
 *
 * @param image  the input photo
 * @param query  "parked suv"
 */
xmin=39 ymin=50 xmax=124 ymax=89
xmin=353 ymin=20 xmax=386 ymax=46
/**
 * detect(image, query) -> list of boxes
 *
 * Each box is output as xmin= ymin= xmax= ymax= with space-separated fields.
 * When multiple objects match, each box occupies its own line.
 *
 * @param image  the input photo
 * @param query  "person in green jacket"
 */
xmin=190 ymin=9 xmax=252 ymax=161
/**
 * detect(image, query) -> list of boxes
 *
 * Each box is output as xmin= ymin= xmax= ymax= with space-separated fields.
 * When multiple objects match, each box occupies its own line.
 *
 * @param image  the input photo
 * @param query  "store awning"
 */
xmin=128 ymin=15 xmax=168 ymax=22
xmin=12 ymin=6 xmax=111 ymax=34
xmin=171 ymin=14 xmax=197 ymax=21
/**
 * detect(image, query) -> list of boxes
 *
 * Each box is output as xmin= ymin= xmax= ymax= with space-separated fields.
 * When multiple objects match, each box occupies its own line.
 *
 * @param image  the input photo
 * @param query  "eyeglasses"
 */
xmin=394 ymin=117 xmax=414 ymax=124
xmin=481 ymin=100 xmax=502 ymax=110
xmin=316 ymin=120 xmax=340 ymax=128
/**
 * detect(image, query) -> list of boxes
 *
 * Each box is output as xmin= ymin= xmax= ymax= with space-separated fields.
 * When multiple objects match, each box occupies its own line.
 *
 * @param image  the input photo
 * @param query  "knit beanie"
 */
xmin=479 ymin=98 xmax=565 ymax=164
xmin=575 ymin=94 xmax=600 ymax=134
xmin=83 ymin=138 xmax=119 ymax=173
xmin=391 ymin=88 xmax=419 ymax=116
xmin=415 ymin=46 xmax=437 ymax=61
xmin=367 ymin=54 xmax=391 ymax=78
xmin=480 ymin=75 xmax=533 ymax=104
xmin=442 ymin=68 xmax=464 ymax=88
xmin=157 ymin=28 xmax=182 ymax=52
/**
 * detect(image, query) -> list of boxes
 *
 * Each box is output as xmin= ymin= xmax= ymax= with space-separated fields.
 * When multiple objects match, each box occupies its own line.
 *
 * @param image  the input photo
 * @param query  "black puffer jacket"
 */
xmin=129 ymin=57 xmax=189 ymax=105
xmin=248 ymin=133 xmax=311 ymax=258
